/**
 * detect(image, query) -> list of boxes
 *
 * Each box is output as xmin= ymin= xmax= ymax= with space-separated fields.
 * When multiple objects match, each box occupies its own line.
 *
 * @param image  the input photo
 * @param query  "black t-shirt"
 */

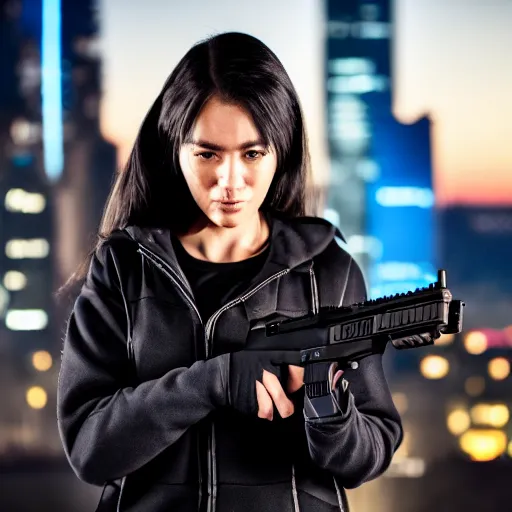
xmin=172 ymin=237 xmax=269 ymax=322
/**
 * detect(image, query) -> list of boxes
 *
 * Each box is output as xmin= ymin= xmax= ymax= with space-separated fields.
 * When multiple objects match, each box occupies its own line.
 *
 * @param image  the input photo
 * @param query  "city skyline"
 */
xmin=98 ymin=0 xmax=512 ymax=207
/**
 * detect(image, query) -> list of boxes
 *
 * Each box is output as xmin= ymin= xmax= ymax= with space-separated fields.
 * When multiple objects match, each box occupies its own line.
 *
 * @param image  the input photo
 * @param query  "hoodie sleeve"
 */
xmin=304 ymin=256 xmax=403 ymax=489
xmin=57 ymin=242 xmax=227 ymax=486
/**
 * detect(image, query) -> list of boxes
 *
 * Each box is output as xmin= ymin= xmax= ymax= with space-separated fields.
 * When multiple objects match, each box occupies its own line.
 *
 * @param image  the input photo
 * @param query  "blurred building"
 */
xmin=0 ymin=0 xmax=117 ymax=464
xmin=439 ymin=206 xmax=512 ymax=329
xmin=53 ymin=0 xmax=117 ymax=289
xmin=323 ymin=0 xmax=435 ymax=299
xmin=0 ymin=0 xmax=60 ymax=460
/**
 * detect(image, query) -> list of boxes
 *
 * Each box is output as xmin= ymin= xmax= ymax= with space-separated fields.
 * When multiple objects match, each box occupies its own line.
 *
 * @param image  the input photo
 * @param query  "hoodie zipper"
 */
xmin=203 ymin=268 xmax=290 ymax=512
xmin=137 ymin=246 xmax=206 ymax=510
xmin=139 ymin=243 xmax=291 ymax=512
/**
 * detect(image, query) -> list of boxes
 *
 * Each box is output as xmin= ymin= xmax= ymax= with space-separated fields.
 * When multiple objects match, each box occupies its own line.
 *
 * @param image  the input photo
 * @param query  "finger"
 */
xmin=262 ymin=370 xmax=294 ymax=418
xmin=287 ymin=365 xmax=304 ymax=394
xmin=332 ymin=369 xmax=344 ymax=389
xmin=256 ymin=380 xmax=273 ymax=420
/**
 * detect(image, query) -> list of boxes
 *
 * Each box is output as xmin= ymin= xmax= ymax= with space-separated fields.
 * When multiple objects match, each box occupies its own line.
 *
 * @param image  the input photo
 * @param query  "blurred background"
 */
xmin=0 ymin=0 xmax=511 ymax=510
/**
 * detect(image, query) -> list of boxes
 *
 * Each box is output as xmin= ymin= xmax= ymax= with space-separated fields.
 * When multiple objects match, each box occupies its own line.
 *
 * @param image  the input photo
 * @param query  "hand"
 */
xmin=226 ymin=350 xmax=301 ymax=419
xmin=256 ymin=364 xmax=307 ymax=421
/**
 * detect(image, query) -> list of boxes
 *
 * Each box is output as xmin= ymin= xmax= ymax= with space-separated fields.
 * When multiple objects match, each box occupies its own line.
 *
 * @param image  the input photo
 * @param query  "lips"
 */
xmin=216 ymin=200 xmax=244 ymax=213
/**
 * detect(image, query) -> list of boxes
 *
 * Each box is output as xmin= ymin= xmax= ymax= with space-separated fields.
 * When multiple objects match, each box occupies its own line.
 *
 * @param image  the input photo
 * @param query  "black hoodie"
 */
xmin=57 ymin=215 xmax=403 ymax=512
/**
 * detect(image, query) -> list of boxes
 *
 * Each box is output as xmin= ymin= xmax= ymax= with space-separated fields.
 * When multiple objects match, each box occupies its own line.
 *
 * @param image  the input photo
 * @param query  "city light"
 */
xmin=375 ymin=186 xmax=435 ymax=208
xmin=42 ymin=0 xmax=64 ymax=180
xmin=465 ymin=376 xmax=486 ymax=397
xmin=447 ymin=409 xmax=471 ymax=436
xmin=419 ymin=355 xmax=450 ymax=379
xmin=26 ymin=386 xmax=48 ymax=410
xmin=32 ymin=351 xmax=53 ymax=372
xmin=5 ymin=188 xmax=46 ymax=214
xmin=5 ymin=239 xmax=50 ymax=259
xmin=3 ymin=271 xmax=27 ymax=291
xmin=459 ymin=429 xmax=507 ymax=462
xmin=470 ymin=404 xmax=509 ymax=428
xmin=488 ymin=357 xmax=510 ymax=381
xmin=464 ymin=331 xmax=488 ymax=355
xmin=6 ymin=310 xmax=48 ymax=331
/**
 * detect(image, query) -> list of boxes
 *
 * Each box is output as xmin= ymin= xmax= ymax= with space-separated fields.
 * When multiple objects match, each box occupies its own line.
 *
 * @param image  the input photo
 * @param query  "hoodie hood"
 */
xmin=124 ymin=215 xmax=344 ymax=275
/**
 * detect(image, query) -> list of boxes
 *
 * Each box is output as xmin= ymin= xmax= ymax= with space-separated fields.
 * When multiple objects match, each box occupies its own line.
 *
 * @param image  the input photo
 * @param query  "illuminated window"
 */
xmin=375 ymin=187 xmax=434 ymax=208
xmin=5 ymin=188 xmax=46 ymax=214
xmin=328 ymin=58 xmax=375 ymax=76
xmin=359 ymin=22 xmax=390 ymax=39
xmin=3 ymin=270 xmax=27 ymax=291
xmin=328 ymin=74 xmax=388 ymax=95
xmin=6 ymin=309 xmax=48 ymax=331
xmin=5 ymin=239 xmax=50 ymax=259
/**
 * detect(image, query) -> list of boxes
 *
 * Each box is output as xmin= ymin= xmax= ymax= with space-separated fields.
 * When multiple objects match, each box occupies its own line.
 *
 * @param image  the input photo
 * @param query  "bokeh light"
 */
xmin=459 ymin=429 xmax=507 ymax=462
xmin=419 ymin=355 xmax=450 ymax=379
xmin=470 ymin=404 xmax=509 ymax=428
xmin=26 ymin=386 xmax=48 ymax=410
xmin=447 ymin=408 xmax=471 ymax=436
xmin=31 ymin=351 xmax=53 ymax=372
xmin=464 ymin=376 xmax=486 ymax=397
xmin=488 ymin=357 xmax=510 ymax=381
xmin=464 ymin=331 xmax=488 ymax=355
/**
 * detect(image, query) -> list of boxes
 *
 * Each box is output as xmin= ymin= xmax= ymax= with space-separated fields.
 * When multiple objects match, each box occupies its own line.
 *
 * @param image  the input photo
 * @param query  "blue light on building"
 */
xmin=364 ymin=91 xmax=437 ymax=298
xmin=41 ymin=0 xmax=64 ymax=181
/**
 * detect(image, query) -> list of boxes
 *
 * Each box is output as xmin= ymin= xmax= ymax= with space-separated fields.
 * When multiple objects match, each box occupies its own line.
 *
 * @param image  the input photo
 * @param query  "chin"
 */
xmin=209 ymin=209 xmax=251 ymax=229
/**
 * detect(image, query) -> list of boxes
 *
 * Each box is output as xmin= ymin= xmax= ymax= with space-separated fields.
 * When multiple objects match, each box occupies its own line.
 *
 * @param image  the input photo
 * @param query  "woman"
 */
xmin=57 ymin=32 xmax=405 ymax=512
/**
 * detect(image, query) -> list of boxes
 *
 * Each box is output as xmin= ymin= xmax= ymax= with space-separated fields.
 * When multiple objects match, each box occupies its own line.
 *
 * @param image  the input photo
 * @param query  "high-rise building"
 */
xmin=53 ymin=0 xmax=117 ymax=289
xmin=439 ymin=206 xmax=512 ymax=330
xmin=324 ymin=0 xmax=435 ymax=299
xmin=0 ymin=0 xmax=60 ymax=460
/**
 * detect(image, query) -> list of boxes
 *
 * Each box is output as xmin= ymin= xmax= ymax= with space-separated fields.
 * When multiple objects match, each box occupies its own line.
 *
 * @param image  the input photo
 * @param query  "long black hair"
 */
xmin=64 ymin=31 xmax=313 ymax=290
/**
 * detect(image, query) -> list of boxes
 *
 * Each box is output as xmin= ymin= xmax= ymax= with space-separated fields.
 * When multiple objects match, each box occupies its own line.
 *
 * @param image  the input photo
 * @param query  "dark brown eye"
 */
xmin=245 ymin=150 xmax=262 ymax=160
xmin=197 ymin=152 xmax=215 ymax=160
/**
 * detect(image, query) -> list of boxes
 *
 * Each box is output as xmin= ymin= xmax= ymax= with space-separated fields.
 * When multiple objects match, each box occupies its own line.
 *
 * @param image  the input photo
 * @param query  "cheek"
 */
xmin=179 ymin=154 xmax=209 ymax=198
xmin=253 ymin=159 xmax=277 ymax=194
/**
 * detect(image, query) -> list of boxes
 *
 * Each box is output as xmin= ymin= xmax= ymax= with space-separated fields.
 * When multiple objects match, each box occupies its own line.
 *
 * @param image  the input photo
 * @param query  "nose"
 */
xmin=217 ymin=156 xmax=246 ymax=190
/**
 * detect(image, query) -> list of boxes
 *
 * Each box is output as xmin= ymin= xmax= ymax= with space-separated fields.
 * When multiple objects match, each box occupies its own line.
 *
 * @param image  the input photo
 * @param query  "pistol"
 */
xmin=246 ymin=269 xmax=465 ymax=370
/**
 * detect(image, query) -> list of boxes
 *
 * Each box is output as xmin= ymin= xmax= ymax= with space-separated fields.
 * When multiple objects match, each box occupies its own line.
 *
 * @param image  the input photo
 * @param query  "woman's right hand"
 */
xmin=256 ymin=365 xmax=305 ymax=420
xmin=225 ymin=350 xmax=301 ymax=420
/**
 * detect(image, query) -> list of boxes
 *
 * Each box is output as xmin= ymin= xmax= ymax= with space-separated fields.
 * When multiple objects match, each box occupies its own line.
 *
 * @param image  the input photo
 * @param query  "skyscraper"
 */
xmin=53 ymin=0 xmax=117 ymax=289
xmin=324 ymin=0 xmax=435 ymax=299
xmin=0 ymin=0 xmax=59 ymax=460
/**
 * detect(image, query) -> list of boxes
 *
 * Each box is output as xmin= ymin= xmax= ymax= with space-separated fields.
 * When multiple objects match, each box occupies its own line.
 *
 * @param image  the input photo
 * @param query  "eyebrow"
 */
xmin=188 ymin=139 xmax=267 ymax=151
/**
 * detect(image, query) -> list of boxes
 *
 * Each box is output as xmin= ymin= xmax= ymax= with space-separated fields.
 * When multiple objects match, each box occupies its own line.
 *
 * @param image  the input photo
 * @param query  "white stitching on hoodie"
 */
xmin=291 ymin=464 xmax=300 ymax=512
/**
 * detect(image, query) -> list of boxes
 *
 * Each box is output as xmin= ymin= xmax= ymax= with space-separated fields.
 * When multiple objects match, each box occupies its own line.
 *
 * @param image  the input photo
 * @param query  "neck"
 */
xmin=177 ymin=212 xmax=270 ymax=263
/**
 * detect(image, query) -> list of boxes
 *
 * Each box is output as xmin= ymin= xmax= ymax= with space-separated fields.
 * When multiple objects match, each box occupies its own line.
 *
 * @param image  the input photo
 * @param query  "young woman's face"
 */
xmin=179 ymin=96 xmax=277 ymax=229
